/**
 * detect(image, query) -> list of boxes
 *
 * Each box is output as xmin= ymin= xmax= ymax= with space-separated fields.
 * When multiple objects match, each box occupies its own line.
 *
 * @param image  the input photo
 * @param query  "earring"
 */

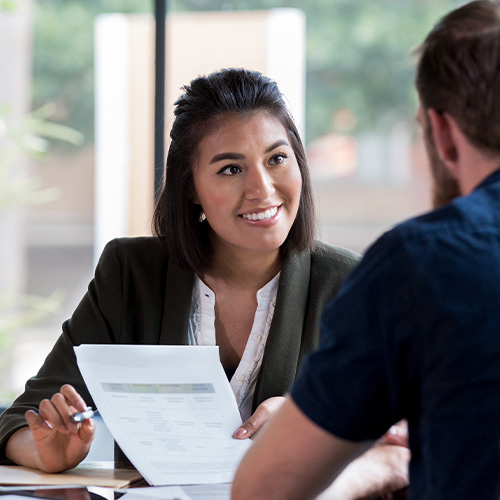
xmin=199 ymin=211 xmax=206 ymax=222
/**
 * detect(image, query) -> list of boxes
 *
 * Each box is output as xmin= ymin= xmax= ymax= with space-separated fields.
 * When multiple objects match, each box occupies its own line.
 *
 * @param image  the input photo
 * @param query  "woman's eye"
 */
xmin=218 ymin=164 xmax=241 ymax=176
xmin=269 ymin=153 xmax=287 ymax=165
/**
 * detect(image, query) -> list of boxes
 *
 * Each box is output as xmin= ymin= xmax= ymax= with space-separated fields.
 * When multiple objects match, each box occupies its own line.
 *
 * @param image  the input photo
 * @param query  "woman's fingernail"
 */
xmin=233 ymin=428 xmax=248 ymax=439
xmin=43 ymin=420 xmax=53 ymax=430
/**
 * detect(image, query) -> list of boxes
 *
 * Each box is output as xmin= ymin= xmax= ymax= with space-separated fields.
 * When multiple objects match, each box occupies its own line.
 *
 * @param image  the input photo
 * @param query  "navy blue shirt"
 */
xmin=292 ymin=169 xmax=500 ymax=499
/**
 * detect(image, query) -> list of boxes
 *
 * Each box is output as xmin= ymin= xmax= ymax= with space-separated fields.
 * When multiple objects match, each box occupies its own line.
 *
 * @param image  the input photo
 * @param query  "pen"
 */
xmin=71 ymin=406 xmax=98 ymax=423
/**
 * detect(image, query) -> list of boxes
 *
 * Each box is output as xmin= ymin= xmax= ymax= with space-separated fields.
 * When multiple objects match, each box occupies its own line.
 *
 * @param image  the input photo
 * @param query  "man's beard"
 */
xmin=424 ymin=123 xmax=461 ymax=208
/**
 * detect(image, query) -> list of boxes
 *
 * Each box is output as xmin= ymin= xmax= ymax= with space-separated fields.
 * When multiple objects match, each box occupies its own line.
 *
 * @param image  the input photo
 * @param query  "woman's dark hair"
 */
xmin=416 ymin=0 xmax=500 ymax=155
xmin=153 ymin=68 xmax=316 ymax=272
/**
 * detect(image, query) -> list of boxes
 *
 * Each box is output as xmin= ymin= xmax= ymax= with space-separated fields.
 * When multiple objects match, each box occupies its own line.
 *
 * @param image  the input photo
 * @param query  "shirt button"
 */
xmin=260 ymin=290 xmax=269 ymax=298
xmin=252 ymin=334 xmax=262 ymax=342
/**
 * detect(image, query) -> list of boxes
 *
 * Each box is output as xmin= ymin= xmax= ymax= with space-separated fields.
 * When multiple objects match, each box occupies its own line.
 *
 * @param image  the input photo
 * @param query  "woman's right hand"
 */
xmin=6 ymin=384 xmax=96 ymax=472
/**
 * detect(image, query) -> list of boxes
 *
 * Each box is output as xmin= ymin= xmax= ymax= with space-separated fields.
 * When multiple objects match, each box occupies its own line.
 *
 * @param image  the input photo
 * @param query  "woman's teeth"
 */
xmin=242 ymin=206 xmax=279 ymax=221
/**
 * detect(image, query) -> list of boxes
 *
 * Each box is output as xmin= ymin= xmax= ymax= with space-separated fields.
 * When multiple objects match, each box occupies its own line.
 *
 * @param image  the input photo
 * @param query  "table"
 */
xmin=0 ymin=462 xmax=231 ymax=500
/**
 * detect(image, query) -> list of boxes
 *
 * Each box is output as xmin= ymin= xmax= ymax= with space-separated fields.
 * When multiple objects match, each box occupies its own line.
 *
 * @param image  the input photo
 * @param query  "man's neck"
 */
xmin=459 ymin=154 xmax=500 ymax=195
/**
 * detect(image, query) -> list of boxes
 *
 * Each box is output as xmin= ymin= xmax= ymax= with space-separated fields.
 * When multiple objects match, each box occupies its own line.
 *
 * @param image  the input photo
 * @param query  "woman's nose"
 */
xmin=244 ymin=165 xmax=275 ymax=200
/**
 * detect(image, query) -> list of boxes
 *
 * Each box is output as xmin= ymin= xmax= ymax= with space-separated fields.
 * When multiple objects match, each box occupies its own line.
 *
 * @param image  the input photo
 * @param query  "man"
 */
xmin=231 ymin=1 xmax=500 ymax=499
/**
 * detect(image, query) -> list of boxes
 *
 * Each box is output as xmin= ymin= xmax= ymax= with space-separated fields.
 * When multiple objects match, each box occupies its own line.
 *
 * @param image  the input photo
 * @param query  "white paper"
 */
xmin=118 ymin=483 xmax=231 ymax=500
xmin=75 ymin=345 xmax=252 ymax=486
xmin=0 ymin=496 xmax=36 ymax=500
xmin=183 ymin=482 xmax=231 ymax=499
xmin=118 ymin=485 xmax=193 ymax=500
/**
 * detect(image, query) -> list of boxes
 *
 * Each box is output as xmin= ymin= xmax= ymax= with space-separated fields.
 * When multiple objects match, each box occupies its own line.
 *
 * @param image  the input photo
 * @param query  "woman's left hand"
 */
xmin=232 ymin=396 xmax=285 ymax=440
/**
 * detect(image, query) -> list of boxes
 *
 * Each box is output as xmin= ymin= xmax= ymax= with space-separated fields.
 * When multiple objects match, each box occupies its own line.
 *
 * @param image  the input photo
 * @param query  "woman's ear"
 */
xmin=427 ymin=108 xmax=458 ymax=167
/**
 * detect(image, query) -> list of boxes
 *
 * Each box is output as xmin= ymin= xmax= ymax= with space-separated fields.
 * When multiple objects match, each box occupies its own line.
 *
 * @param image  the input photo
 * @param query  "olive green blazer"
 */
xmin=0 ymin=237 xmax=359 ymax=462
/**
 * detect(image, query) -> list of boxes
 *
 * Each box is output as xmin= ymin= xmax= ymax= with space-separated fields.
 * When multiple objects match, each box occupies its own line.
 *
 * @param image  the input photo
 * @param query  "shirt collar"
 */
xmin=472 ymin=167 xmax=500 ymax=192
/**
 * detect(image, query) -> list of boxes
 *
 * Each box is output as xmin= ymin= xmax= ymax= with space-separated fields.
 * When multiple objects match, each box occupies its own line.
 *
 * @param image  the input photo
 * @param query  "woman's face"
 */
xmin=192 ymin=111 xmax=302 ymax=257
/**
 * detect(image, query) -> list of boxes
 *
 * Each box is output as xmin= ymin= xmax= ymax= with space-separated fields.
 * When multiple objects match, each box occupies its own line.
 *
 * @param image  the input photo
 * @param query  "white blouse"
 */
xmin=187 ymin=273 xmax=280 ymax=422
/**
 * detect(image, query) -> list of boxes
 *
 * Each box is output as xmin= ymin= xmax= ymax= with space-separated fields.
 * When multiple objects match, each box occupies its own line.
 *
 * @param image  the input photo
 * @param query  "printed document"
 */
xmin=74 ymin=345 xmax=252 ymax=486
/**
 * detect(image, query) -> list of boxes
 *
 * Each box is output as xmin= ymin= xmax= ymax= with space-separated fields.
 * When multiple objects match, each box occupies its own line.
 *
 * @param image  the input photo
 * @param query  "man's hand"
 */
xmin=6 ymin=384 xmax=96 ymax=472
xmin=232 ymin=396 xmax=285 ymax=439
xmin=378 ymin=420 xmax=408 ymax=448
xmin=317 ymin=442 xmax=410 ymax=500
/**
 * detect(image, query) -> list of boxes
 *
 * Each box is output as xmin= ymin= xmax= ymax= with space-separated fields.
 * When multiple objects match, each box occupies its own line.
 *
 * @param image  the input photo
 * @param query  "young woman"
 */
xmin=0 ymin=68 xmax=360 ymax=472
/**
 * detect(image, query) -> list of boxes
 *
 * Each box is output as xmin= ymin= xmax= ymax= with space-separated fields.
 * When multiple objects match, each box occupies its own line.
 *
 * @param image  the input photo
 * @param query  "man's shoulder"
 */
xmin=392 ymin=173 xmax=500 ymax=242
xmin=364 ymin=208 xmax=458 ymax=269
xmin=362 ymin=191 xmax=500 ymax=280
xmin=392 ymin=203 xmax=459 ymax=236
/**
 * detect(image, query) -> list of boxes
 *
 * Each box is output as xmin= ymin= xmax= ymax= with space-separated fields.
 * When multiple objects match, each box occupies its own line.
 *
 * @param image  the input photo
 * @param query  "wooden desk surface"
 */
xmin=0 ymin=461 xmax=143 ymax=489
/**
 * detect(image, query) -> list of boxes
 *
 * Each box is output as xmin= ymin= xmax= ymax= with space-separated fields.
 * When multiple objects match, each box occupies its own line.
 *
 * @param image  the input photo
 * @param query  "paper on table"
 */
xmin=183 ymin=482 xmax=231 ymax=500
xmin=119 ymin=483 xmax=231 ymax=500
xmin=118 ymin=485 xmax=193 ymax=500
xmin=74 ymin=345 xmax=252 ymax=486
xmin=0 ymin=496 xmax=36 ymax=499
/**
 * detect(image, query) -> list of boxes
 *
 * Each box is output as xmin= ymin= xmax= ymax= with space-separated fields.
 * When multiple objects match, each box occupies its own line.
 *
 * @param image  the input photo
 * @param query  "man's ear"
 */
xmin=427 ymin=108 xmax=458 ymax=167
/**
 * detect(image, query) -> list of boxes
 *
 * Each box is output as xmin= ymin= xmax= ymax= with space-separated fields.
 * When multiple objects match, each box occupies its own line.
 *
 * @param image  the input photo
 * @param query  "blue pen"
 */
xmin=71 ymin=406 xmax=98 ymax=423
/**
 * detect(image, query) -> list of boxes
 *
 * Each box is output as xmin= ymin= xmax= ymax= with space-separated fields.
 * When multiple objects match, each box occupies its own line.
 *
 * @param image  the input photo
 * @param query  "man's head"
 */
xmin=415 ymin=0 xmax=500 ymax=206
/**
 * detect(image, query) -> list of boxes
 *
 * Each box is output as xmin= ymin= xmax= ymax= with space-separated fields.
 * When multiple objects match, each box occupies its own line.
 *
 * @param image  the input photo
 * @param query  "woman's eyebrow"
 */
xmin=265 ymin=139 xmax=289 ymax=153
xmin=209 ymin=139 xmax=290 ymax=164
xmin=210 ymin=152 xmax=244 ymax=164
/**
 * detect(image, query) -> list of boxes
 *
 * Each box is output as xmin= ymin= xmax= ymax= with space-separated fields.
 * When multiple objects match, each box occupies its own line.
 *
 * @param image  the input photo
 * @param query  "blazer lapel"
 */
xmin=159 ymin=260 xmax=195 ymax=345
xmin=253 ymin=250 xmax=311 ymax=407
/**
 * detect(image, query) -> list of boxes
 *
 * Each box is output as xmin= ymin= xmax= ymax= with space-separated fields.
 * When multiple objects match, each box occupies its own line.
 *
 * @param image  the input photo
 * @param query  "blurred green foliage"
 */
xmin=0 ymin=103 xmax=84 ymax=210
xmin=32 ymin=0 xmax=151 ymax=145
xmin=32 ymin=0 xmax=466 ymax=145
xmin=0 ymin=0 xmax=16 ymax=11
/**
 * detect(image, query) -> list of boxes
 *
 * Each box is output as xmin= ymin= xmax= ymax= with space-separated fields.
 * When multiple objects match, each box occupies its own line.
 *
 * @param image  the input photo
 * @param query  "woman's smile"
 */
xmin=240 ymin=205 xmax=281 ymax=222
